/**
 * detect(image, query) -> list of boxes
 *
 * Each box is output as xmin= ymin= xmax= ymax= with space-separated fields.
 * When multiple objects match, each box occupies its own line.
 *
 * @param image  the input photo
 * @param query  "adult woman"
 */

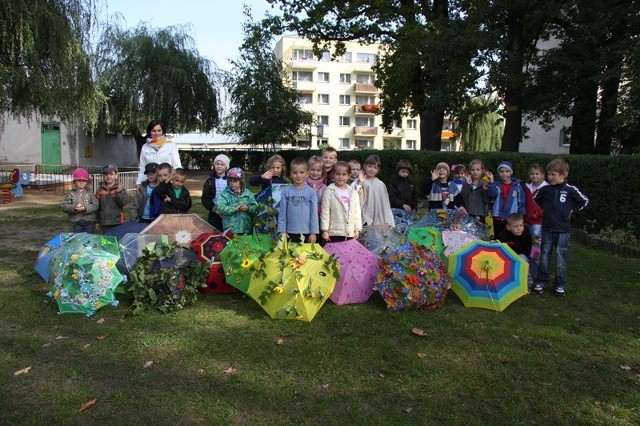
xmin=136 ymin=119 xmax=182 ymax=190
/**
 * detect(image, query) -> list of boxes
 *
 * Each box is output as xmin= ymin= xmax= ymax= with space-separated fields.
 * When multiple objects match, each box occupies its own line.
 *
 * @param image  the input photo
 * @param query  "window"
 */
xmin=560 ymin=126 xmax=570 ymax=146
xmin=320 ymin=51 xmax=331 ymax=62
xmin=356 ymin=95 xmax=376 ymax=105
xmin=356 ymin=74 xmax=375 ymax=84
xmin=317 ymin=94 xmax=329 ymax=104
xmin=340 ymin=52 xmax=352 ymax=63
xmin=355 ymin=117 xmax=374 ymax=127
xmin=317 ymin=72 xmax=330 ymax=82
xmin=293 ymin=49 xmax=314 ymax=60
xmin=406 ymin=140 xmax=417 ymax=150
xmin=355 ymin=139 xmax=373 ymax=149
xmin=339 ymin=73 xmax=351 ymax=83
xmin=356 ymin=53 xmax=376 ymax=63
xmin=340 ymin=138 xmax=350 ymax=148
xmin=292 ymin=71 xmax=312 ymax=82
xmin=339 ymin=116 xmax=350 ymax=126
xmin=299 ymin=93 xmax=313 ymax=104
xmin=318 ymin=115 xmax=329 ymax=126
xmin=339 ymin=95 xmax=351 ymax=105
xmin=407 ymin=119 xmax=417 ymax=129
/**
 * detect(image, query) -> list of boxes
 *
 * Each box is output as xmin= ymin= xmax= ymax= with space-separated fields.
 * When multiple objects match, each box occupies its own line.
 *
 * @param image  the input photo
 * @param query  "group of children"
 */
xmin=62 ymin=149 xmax=589 ymax=298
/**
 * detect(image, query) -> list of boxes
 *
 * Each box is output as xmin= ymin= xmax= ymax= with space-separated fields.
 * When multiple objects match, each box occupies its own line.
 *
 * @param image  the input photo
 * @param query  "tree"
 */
xmin=221 ymin=11 xmax=313 ymax=150
xmin=458 ymin=96 xmax=503 ymax=152
xmin=94 ymin=24 xmax=219 ymax=139
xmin=0 ymin=0 xmax=104 ymax=124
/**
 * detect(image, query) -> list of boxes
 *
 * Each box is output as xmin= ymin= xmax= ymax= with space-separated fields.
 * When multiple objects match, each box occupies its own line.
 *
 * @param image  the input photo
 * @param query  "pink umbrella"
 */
xmin=324 ymin=239 xmax=379 ymax=305
xmin=442 ymin=230 xmax=478 ymax=257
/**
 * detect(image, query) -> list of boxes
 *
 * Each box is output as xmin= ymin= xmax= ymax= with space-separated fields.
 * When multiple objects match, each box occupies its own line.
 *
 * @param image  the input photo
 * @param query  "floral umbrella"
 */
xmin=324 ymin=239 xmax=379 ymax=305
xmin=441 ymin=230 xmax=479 ymax=258
xmin=254 ymin=183 xmax=286 ymax=237
xmin=407 ymin=226 xmax=446 ymax=257
xmin=376 ymin=242 xmax=450 ymax=312
xmin=219 ymin=232 xmax=275 ymax=293
xmin=358 ymin=223 xmax=407 ymax=257
xmin=47 ymin=234 xmax=123 ymax=316
xmin=35 ymin=233 xmax=77 ymax=282
xmin=391 ymin=209 xmax=417 ymax=235
xmin=448 ymin=240 xmax=529 ymax=312
xmin=141 ymin=214 xmax=214 ymax=246
xmin=190 ymin=231 xmax=236 ymax=294
xmin=412 ymin=209 xmax=489 ymax=240
xmin=246 ymin=240 xmax=340 ymax=321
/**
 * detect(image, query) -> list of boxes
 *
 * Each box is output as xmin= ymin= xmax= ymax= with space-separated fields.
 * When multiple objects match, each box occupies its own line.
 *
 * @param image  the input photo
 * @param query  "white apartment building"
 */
xmin=275 ymin=36 xmax=458 ymax=151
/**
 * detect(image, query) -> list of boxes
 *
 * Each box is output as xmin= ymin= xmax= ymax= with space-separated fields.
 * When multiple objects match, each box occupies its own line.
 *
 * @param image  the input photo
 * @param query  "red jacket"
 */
xmin=524 ymin=182 xmax=548 ymax=225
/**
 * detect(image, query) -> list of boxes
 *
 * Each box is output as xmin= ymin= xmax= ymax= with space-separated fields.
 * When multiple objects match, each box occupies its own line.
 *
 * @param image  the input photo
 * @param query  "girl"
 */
xmin=353 ymin=155 xmax=395 ymax=227
xmin=306 ymin=155 xmax=326 ymax=214
xmin=321 ymin=161 xmax=362 ymax=242
xmin=217 ymin=168 xmax=258 ymax=234
xmin=451 ymin=164 xmax=468 ymax=192
xmin=459 ymin=159 xmax=490 ymax=223
xmin=249 ymin=154 xmax=288 ymax=190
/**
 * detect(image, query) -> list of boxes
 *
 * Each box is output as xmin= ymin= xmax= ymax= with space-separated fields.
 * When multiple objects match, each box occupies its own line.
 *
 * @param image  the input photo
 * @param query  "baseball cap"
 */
xmin=102 ymin=163 xmax=118 ymax=173
xmin=144 ymin=162 xmax=159 ymax=174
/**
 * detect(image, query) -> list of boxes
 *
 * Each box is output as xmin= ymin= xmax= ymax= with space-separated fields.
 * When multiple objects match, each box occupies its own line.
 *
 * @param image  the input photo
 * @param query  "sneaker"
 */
xmin=533 ymin=284 xmax=544 ymax=294
xmin=554 ymin=288 xmax=565 ymax=297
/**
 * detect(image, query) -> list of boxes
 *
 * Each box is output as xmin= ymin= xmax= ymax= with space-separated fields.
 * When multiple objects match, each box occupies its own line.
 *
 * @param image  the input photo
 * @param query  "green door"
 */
xmin=41 ymin=123 xmax=61 ymax=173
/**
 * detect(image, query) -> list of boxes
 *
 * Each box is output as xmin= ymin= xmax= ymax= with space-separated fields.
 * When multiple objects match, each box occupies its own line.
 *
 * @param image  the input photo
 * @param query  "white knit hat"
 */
xmin=214 ymin=154 xmax=230 ymax=169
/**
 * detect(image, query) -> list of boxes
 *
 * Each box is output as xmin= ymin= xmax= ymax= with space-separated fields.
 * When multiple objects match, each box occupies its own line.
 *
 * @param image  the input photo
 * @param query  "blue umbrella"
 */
xmin=104 ymin=221 xmax=148 ymax=240
xmin=35 ymin=233 xmax=82 ymax=282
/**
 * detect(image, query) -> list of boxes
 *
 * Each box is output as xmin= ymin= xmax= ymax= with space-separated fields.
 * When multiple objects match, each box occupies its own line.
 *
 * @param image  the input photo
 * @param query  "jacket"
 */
xmin=497 ymin=227 xmax=532 ymax=257
xmin=160 ymin=185 xmax=191 ymax=214
xmin=459 ymin=182 xmax=489 ymax=217
xmin=487 ymin=178 xmax=526 ymax=220
xmin=217 ymin=186 xmax=258 ymax=234
xmin=533 ymin=182 xmax=588 ymax=233
xmin=96 ymin=180 xmax=128 ymax=226
xmin=131 ymin=181 xmax=162 ymax=221
xmin=388 ymin=175 xmax=417 ymax=210
xmin=248 ymin=174 xmax=288 ymax=190
xmin=61 ymin=188 xmax=99 ymax=223
xmin=423 ymin=179 xmax=463 ymax=210
xmin=320 ymin=184 xmax=362 ymax=237
xmin=524 ymin=182 xmax=548 ymax=225
xmin=136 ymin=141 xmax=182 ymax=185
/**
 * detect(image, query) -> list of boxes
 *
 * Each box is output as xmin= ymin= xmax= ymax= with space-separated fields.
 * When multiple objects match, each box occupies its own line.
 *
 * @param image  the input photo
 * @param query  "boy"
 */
xmin=160 ymin=168 xmax=192 ymax=214
xmin=496 ymin=213 xmax=533 ymax=288
xmin=487 ymin=161 xmax=526 ymax=237
xmin=202 ymin=154 xmax=230 ymax=230
xmin=153 ymin=162 xmax=173 ymax=206
xmin=277 ymin=157 xmax=319 ymax=243
xmin=423 ymin=162 xmax=463 ymax=210
xmin=321 ymin=147 xmax=338 ymax=186
xmin=217 ymin=168 xmax=258 ymax=234
xmin=524 ymin=163 xmax=548 ymax=277
xmin=61 ymin=168 xmax=99 ymax=233
xmin=532 ymin=158 xmax=589 ymax=296
xmin=131 ymin=162 xmax=161 ymax=223
xmin=96 ymin=163 xmax=128 ymax=232
xmin=347 ymin=159 xmax=361 ymax=185
xmin=388 ymin=159 xmax=417 ymax=211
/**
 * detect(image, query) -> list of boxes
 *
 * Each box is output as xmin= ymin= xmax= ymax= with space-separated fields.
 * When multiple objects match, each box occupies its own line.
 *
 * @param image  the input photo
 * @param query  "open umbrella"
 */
xmin=324 ymin=239 xmax=379 ymax=305
xmin=35 ymin=233 xmax=77 ymax=282
xmin=391 ymin=208 xmax=417 ymax=235
xmin=376 ymin=242 xmax=450 ymax=311
xmin=448 ymin=240 xmax=529 ymax=312
xmin=141 ymin=214 xmax=214 ymax=246
xmin=254 ymin=183 xmax=286 ymax=237
xmin=117 ymin=233 xmax=166 ymax=276
xmin=191 ymin=231 xmax=236 ymax=294
xmin=219 ymin=231 xmax=274 ymax=293
xmin=441 ymin=230 xmax=479 ymax=258
xmin=413 ymin=209 xmax=489 ymax=240
xmin=246 ymin=240 xmax=340 ymax=321
xmin=104 ymin=221 xmax=148 ymax=240
xmin=358 ymin=223 xmax=406 ymax=257
xmin=48 ymin=234 xmax=123 ymax=315
xmin=407 ymin=226 xmax=445 ymax=257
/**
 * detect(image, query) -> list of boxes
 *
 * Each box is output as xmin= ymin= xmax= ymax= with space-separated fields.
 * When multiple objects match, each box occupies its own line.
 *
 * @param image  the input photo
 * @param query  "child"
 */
xmin=249 ymin=154 xmax=288 ymax=190
xmin=423 ymin=162 xmax=463 ymax=210
xmin=305 ymin=155 xmax=326 ymax=214
xmin=321 ymin=161 xmax=362 ymax=242
xmin=321 ymin=147 xmax=338 ymax=186
xmin=524 ymin=162 xmax=548 ymax=277
xmin=278 ymin=157 xmax=319 ymax=243
xmin=354 ymin=154 xmax=395 ymax=227
xmin=388 ymin=159 xmax=417 ymax=211
xmin=202 ymin=154 xmax=230 ymax=230
xmin=347 ymin=159 xmax=361 ymax=185
xmin=532 ymin=158 xmax=589 ymax=296
xmin=96 ymin=163 xmax=128 ymax=232
xmin=131 ymin=162 xmax=162 ymax=223
xmin=217 ymin=168 xmax=258 ymax=235
xmin=487 ymin=161 xmax=526 ymax=237
xmin=451 ymin=164 xmax=468 ymax=192
xmin=61 ymin=167 xmax=99 ymax=233
xmin=459 ymin=159 xmax=490 ymax=223
xmin=153 ymin=162 xmax=173 ymax=204
xmin=496 ymin=213 xmax=533 ymax=288
xmin=160 ymin=168 xmax=192 ymax=214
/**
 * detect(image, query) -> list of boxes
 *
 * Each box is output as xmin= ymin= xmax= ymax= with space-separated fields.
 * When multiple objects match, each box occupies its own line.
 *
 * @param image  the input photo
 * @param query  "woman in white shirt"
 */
xmin=136 ymin=119 xmax=182 ymax=190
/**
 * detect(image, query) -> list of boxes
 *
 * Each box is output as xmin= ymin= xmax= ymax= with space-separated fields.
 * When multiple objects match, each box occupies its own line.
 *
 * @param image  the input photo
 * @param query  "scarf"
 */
xmin=146 ymin=136 xmax=168 ymax=152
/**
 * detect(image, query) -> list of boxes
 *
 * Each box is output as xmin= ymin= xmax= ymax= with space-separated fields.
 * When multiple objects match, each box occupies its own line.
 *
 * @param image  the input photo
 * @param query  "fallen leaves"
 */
xmin=79 ymin=398 xmax=97 ymax=412
xmin=55 ymin=335 xmax=69 ymax=340
xmin=620 ymin=365 xmax=631 ymax=371
xmin=95 ymin=335 xmax=107 ymax=341
xmin=417 ymin=352 xmax=426 ymax=358
xmin=411 ymin=327 xmax=427 ymax=337
xmin=143 ymin=361 xmax=154 ymax=368
xmin=223 ymin=367 xmax=238 ymax=375
xmin=95 ymin=318 xmax=105 ymax=324
xmin=81 ymin=344 xmax=91 ymax=351
xmin=276 ymin=338 xmax=285 ymax=345
xmin=13 ymin=366 xmax=32 ymax=376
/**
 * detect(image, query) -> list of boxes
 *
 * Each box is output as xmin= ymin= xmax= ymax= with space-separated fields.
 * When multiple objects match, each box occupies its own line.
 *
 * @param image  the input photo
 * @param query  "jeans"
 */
xmin=518 ymin=254 xmax=534 ymax=286
xmin=526 ymin=223 xmax=542 ymax=277
xmin=535 ymin=231 xmax=570 ymax=291
xmin=72 ymin=221 xmax=95 ymax=233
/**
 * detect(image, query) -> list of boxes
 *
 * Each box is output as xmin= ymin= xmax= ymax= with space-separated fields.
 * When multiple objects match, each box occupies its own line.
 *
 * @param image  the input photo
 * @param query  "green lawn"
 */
xmin=1 ymin=199 xmax=639 ymax=425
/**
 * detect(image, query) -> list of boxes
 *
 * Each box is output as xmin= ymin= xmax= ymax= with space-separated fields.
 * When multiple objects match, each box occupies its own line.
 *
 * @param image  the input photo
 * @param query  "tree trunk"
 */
xmin=500 ymin=7 xmax=525 ymax=152
xmin=570 ymin=81 xmax=598 ymax=154
xmin=419 ymin=110 xmax=444 ymax=151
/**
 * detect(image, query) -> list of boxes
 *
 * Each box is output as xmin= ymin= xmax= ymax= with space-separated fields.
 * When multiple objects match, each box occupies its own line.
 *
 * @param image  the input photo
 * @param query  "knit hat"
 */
xmin=72 ymin=168 xmax=90 ymax=181
xmin=214 ymin=154 xmax=230 ymax=169
xmin=497 ymin=161 xmax=513 ymax=173
xmin=435 ymin=162 xmax=450 ymax=174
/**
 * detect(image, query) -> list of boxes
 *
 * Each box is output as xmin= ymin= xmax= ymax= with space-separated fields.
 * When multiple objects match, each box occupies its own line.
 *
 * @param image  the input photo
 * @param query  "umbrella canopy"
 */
xmin=35 ymin=233 xmax=77 ymax=282
xmin=376 ymin=242 xmax=451 ymax=311
xmin=190 ymin=231 xmax=236 ymax=294
xmin=219 ymin=232 xmax=274 ymax=293
xmin=442 ymin=230 xmax=479 ymax=258
xmin=48 ymin=234 xmax=123 ymax=315
xmin=141 ymin=214 xmax=214 ymax=246
xmin=391 ymin=208 xmax=417 ymax=235
xmin=246 ymin=241 xmax=340 ymax=321
xmin=117 ymin=233 xmax=165 ymax=276
xmin=407 ymin=226 xmax=445 ymax=257
xmin=254 ymin=183 xmax=286 ymax=237
xmin=358 ymin=224 xmax=407 ymax=257
xmin=324 ymin=239 xmax=379 ymax=305
xmin=104 ymin=221 xmax=148 ymax=240
xmin=413 ymin=209 xmax=489 ymax=240
xmin=448 ymin=240 xmax=529 ymax=312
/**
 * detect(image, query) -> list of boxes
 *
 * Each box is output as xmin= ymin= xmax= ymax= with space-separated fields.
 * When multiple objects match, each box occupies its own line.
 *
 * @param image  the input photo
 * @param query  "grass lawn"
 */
xmin=0 ymin=197 xmax=639 ymax=425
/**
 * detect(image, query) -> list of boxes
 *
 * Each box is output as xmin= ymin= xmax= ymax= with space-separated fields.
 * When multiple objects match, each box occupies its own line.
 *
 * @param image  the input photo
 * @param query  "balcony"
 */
xmin=292 ymin=81 xmax=315 ymax=92
xmin=353 ymin=104 xmax=380 ymax=115
xmin=353 ymin=83 xmax=377 ymax=94
xmin=353 ymin=126 xmax=378 ymax=136
xmin=290 ymin=59 xmax=318 ymax=70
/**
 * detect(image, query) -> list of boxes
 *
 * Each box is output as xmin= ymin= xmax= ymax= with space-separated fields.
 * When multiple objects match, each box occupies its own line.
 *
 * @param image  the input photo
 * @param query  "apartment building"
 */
xmin=275 ymin=36 xmax=459 ymax=151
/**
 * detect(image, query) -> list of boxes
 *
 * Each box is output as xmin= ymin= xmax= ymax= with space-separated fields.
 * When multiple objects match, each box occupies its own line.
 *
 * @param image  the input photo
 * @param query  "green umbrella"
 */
xmin=219 ymin=232 xmax=275 ymax=293
xmin=408 ymin=226 xmax=446 ymax=257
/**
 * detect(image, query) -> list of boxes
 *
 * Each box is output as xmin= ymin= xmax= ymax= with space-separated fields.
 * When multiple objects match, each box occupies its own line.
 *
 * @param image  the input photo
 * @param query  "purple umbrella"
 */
xmin=324 ymin=239 xmax=379 ymax=305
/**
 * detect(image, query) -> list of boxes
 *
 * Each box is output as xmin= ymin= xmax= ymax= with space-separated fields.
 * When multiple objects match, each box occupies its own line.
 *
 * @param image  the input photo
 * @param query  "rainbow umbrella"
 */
xmin=448 ymin=240 xmax=528 ymax=312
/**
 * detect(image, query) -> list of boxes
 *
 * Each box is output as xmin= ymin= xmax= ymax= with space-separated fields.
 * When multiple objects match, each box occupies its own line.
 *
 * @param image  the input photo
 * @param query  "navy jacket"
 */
xmin=533 ymin=182 xmax=588 ymax=233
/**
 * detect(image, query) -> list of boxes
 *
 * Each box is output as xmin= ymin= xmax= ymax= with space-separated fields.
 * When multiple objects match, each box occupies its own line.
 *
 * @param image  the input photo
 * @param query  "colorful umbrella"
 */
xmin=35 ymin=233 xmax=77 ymax=282
xmin=448 ymin=240 xmax=529 ymax=312
xmin=407 ymin=226 xmax=445 ymax=257
xmin=48 ymin=234 xmax=123 ymax=315
xmin=391 ymin=208 xmax=417 ymax=235
xmin=324 ymin=239 xmax=379 ymax=305
xmin=246 ymin=240 xmax=340 ymax=321
xmin=191 ymin=231 xmax=236 ymax=294
xmin=141 ymin=214 xmax=214 ymax=246
xmin=104 ymin=221 xmax=148 ymax=239
xmin=254 ymin=183 xmax=286 ymax=237
xmin=413 ymin=209 xmax=489 ymax=240
xmin=219 ymin=232 xmax=275 ymax=293
xmin=376 ymin=242 xmax=450 ymax=311
xmin=441 ymin=230 xmax=479 ymax=258
xmin=358 ymin=223 xmax=406 ymax=257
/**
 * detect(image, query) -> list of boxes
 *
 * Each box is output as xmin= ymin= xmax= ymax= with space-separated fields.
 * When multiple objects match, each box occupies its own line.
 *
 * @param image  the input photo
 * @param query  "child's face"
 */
xmin=322 ymin=152 xmax=338 ymax=170
xmin=437 ymin=167 xmax=449 ymax=181
xmin=270 ymin=161 xmax=284 ymax=177
xmin=506 ymin=219 xmax=525 ymax=236
xmin=157 ymin=168 xmax=171 ymax=183
xmin=455 ymin=170 xmax=466 ymax=180
xmin=546 ymin=170 xmax=566 ymax=185
xmin=290 ymin=164 xmax=309 ymax=185
xmin=308 ymin=163 xmax=323 ymax=180
xmin=498 ymin=167 xmax=513 ymax=183
xmin=74 ymin=180 xmax=88 ymax=190
xmin=469 ymin=164 xmax=484 ymax=181
xmin=332 ymin=166 xmax=350 ymax=187
xmin=529 ymin=169 xmax=545 ymax=185
xmin=398 ymin=169 xmax=410 ymax=178
xmin=349 ymin=163 xmax=360 ymax=179
xmin=146 ymin=171 xmax=158 ymax=184
xmin=214 ymin=160 xmax=228 ymax=176
xmin=102 ymin=171 xmax=117 ymax=185
xmin=171 ymin=174 xmax=186 ymax=189
xmin=364 ymin=163 xmax=379 ymax=179
xmin=228 ymin=178 xmax=242 ymax=191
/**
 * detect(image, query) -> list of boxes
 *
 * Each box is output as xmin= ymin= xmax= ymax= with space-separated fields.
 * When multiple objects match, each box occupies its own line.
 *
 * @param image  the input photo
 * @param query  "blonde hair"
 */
xmin=469 ymin=159 xmax=485 ymax=170
xmin=308 ymin=156 xmax=325 ymax=176
xmin=266 ymin=154 xmax=287 ymax=176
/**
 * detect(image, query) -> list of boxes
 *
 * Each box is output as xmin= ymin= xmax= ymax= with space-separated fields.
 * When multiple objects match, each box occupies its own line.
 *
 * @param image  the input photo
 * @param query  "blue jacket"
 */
xmin=533 ymin=182 xmax=588 ymax=233
xmin=487 ymin=179 xmax=526 ymax=220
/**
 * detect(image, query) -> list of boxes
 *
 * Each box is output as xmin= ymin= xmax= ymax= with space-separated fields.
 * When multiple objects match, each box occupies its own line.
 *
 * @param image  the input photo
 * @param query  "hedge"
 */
xmin=179 ymin=149 xmax=640 ymax=236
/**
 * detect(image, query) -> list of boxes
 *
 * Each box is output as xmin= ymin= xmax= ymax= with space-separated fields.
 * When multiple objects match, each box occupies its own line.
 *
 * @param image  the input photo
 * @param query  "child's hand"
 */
xmin=262 ymin=170 xmax=274 ymax=180
xmin=358 ymin=170 xmax=366 ymax=182
xmin=403 ymin=204 xmax=412 ymax=211
xmin=485 ymin=171 xmax=494 ymax=183
xmin=322 ymin=231 xmax=329 ymax=241
xmin=308 ymin=234 xmax=317 ymax=244
xmin=164 ymin=195 xmax=171 ymax=203
xmin=354 ymin=230 xmax=360 ymax=239
xmin=74 ymin=203 xmax=85 ymax=212
xmin=431 ymin=169 xmax=439 ymax=181
xmin=237 ymin=204 xmax=248 ymax=212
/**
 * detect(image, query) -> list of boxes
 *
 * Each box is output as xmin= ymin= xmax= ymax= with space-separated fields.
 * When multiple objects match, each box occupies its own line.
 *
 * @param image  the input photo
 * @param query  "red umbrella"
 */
xmin=191 ymin=231 xmax=236 ymax=294
xmin=324 ymin=239 xmax=379 ymax=305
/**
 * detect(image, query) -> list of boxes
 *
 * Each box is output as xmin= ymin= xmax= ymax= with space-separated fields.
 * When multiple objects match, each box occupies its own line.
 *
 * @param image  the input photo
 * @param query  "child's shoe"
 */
xmin=533 ymin=283 xmax=544 ymax=294
xmin=553 ymin=288 xmax=565 ymax=297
